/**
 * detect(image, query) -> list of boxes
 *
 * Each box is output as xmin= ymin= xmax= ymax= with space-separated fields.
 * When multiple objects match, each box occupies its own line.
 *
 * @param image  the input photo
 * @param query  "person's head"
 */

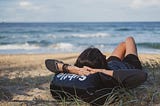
xmin=74 ymin=47 xmax=107 ymax=69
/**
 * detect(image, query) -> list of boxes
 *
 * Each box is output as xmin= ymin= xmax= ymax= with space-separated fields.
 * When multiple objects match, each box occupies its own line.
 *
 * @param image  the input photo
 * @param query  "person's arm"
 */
xmin=57 ymin=62 xmax=113 ymax=76
xmin=83 ymin=66 xmax=113 ymax=76
xmin=57 ymin=63 xmax=94 ymax=76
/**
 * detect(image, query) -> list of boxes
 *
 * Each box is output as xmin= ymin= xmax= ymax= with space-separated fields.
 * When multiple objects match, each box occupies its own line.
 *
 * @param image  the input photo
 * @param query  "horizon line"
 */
xmin=0 ymin=21 xmax=160 ymax=23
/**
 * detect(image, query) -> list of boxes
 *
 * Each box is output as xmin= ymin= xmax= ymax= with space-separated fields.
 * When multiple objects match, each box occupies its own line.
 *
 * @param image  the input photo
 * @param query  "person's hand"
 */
xmin=83 ymin=66 xmax=103 ymax=73
xmin=74 ymin=67 xmax=94 ymax=76
xmin=77 ymin=69 xmax=91 ymax=76
xmin=83 ymin=66 xmax=114 ymax=76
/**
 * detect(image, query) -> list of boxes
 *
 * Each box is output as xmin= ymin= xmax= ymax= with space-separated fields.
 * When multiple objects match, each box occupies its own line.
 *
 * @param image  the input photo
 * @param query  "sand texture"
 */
xmin=0 ymin=53 xmax=160 ymax=106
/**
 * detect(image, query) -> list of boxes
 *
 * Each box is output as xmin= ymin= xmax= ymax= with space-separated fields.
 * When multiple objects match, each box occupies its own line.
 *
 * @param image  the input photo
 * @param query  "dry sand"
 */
xmin=0 ymin=53 xmax=160 ymax=105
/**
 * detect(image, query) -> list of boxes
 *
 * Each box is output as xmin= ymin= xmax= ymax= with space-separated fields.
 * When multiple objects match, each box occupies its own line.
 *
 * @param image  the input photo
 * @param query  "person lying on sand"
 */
xmin=46 ymin=36 xmax=143 ymax=77
xmin=46 ymin=37 xmax=148 ymax=105
xmin=46 ymin=36 xmax=148 ymax=90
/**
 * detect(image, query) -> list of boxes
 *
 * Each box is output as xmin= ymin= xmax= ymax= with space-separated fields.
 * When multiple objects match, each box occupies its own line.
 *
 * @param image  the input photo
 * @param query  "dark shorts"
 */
xmin=106 ymin=54 xmax=142 ymax=70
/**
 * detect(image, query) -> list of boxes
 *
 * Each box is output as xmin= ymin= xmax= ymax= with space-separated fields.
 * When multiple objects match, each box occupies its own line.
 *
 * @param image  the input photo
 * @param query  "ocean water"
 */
xmin=0 ymin=22 xmax=160 ymax=54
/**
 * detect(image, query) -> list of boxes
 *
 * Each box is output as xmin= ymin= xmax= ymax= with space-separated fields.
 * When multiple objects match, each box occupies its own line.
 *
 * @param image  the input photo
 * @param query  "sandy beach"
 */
xmin=0 ymin=53 xmax=160 ymax=106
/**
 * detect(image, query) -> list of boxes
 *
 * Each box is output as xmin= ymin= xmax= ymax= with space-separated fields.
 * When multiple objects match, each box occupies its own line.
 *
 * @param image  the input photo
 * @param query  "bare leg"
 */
xmin=111 ymin=42 xmax=126 ymax=60
xmin=125 ymin=36 xmax=138 ymax=56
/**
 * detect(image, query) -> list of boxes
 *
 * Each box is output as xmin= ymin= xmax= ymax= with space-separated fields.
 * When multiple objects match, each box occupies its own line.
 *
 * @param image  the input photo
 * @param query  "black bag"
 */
xmin=50 ymin=72 xmax=118 ymax=105
xmin=50 ymin=70 xmax=147 ymax=105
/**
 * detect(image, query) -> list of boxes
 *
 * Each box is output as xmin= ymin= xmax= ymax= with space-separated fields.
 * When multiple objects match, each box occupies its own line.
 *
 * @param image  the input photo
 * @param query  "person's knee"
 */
xmin=125 ymin=36 xmax=134 ymax=42
xmin=119 ymin=42 xmax=125 ymax=47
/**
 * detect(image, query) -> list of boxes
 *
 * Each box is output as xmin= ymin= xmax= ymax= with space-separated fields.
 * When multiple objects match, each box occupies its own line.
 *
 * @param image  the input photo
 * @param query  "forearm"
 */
xmin=58 ymin=62 xmax=113 ymax=76
xmin=85 ymin=66 xmax=114 ymax=76
xmin=57 ymin=63 xmax=91 ymax=76
xmin=67 ymin=65 xmax=80 ymax=75
xmin=57 ymin=63 xmax=79 ymax=74
xmin=67 ymin=66 xmax=114 ymax=76
xmin=98 ymin=69 xmax=113 ymax=77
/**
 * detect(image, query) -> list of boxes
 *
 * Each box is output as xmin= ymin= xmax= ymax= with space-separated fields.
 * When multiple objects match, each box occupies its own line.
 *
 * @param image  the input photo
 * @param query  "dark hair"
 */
xmin=74 ymin=47 xmax=107 ymax=69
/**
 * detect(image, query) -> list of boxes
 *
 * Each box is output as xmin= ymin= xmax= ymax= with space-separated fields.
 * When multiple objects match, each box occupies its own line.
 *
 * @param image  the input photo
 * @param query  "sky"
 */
xmin=0 ymin=0 xmax=160 ymax=22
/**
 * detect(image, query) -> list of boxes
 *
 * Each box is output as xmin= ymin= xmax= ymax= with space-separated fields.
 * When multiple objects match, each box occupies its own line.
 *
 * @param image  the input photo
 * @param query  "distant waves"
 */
xmin=0 ymin=22 xmax=160 ymax=54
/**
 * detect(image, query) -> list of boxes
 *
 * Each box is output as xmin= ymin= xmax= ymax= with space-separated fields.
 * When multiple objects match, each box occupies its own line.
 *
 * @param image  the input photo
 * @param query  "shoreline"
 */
xmin=0 ymin=52 xmax=160 ymax=67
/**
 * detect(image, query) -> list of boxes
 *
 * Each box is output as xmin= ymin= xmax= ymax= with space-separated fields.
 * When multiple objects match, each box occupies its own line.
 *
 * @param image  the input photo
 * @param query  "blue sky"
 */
xmin=0 ymin=0 xmax=160 ymax=22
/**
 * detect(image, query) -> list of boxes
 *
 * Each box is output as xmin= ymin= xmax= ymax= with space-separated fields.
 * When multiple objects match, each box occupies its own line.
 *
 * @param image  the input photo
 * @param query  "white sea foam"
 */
xmin=10 ymin=34 xmax=30 ymax=39
xmin=71 ymin=33 xmax=110 ymax=38
xmin=47 ymin=34 xmax=57 ymax=38
xmin=50 ymin=42 xmax=74 ymax=50
xmin=0 ymin=43 xmax=40 ymax=50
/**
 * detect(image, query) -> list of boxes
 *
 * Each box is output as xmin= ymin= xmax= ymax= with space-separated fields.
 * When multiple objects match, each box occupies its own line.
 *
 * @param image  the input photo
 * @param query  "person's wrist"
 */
xmin=101 ymin=69 xmax=106 ymax=73
xmin=57 ymin=63 xmax=63 ymax=71
xmin=62 ymin=64 xmax=71 ymax=73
